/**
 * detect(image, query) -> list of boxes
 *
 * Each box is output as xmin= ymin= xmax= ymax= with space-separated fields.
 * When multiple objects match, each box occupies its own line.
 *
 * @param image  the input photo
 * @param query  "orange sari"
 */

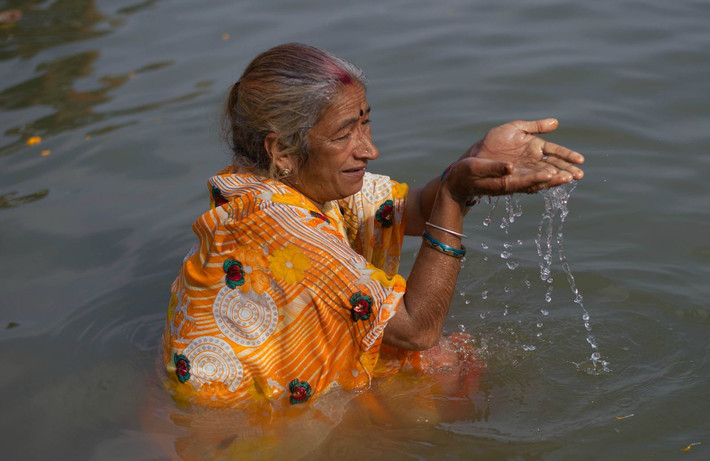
xmin=162 ymin=171 xmax=418 ymax=410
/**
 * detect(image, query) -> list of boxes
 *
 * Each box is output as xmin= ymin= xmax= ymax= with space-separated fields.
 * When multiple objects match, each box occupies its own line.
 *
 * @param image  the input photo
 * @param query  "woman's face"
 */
xmin=291 ymin=84 xmax=379 ymax=209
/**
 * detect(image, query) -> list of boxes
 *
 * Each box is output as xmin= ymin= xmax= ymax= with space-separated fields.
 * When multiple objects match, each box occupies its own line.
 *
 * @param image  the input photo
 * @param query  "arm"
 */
xmin=384 ymin=159 xmax=513 ymax=350
xmin=388 ymin=119 xmax=585 ymax=349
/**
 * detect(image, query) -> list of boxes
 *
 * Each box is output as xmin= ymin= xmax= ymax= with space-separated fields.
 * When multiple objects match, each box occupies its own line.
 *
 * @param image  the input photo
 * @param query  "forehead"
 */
xmin=319 ymin=84 xmax=368 ymax=121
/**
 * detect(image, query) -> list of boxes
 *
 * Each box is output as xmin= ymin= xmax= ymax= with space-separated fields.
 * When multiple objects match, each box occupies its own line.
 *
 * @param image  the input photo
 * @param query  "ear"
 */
xmin=264 ymin=133 xmax=294 ymax=173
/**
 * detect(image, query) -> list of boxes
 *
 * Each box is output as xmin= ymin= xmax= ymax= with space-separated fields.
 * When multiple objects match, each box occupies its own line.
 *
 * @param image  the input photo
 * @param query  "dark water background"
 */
xmin=1 ymin=0 xmax=709 ymax=459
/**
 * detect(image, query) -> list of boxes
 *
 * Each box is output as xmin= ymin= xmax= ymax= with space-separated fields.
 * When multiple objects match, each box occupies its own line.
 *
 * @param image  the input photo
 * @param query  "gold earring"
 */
xmin=280 ymin=168 xmax=292 ymax=176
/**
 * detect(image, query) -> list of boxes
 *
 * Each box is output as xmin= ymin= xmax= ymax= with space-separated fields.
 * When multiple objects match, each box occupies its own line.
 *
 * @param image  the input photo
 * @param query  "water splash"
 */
xmin=498 ymin=195 xmax=524 ymax=231
xmin=482 ymin=196 xmax=498 ymax=227
xmin=536 ymin=182 xmax=610 ymax=374
xmin=473 ymin=186 xmax=608 ymax=374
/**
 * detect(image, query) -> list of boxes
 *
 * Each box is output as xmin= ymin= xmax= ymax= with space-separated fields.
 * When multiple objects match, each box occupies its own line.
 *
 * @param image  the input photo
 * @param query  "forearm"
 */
xmin=404 ymin=175 xmax=445 ymax=236
xmin=384 ymin=186 xmax=465 ymax=350
xmin=405 ymin=155 xmax=485 ymax=236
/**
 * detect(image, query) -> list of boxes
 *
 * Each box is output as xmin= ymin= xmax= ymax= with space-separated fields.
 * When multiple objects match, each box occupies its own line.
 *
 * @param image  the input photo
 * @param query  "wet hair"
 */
xmin=223 ymin=43 xmax=367 ymax=178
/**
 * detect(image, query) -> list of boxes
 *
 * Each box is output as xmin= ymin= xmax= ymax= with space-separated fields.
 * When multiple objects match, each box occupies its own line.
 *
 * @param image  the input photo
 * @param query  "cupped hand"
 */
xmin=442 ymin=156 xmax=557 ymax=201
xmin=460 ymin=119 xmax=585 ymax=193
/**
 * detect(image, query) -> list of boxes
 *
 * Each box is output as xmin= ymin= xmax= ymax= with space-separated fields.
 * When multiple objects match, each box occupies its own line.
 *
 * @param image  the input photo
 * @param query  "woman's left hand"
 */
xmin=461 ymin=118 xmax=584 ymax=193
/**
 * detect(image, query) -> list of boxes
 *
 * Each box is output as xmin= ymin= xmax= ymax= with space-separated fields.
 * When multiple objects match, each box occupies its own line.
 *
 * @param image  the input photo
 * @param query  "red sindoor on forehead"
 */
xmin=335 ymin=70 xmax=352 ymax=85
xmin=319 ymin=54 xmax=353 ymax=85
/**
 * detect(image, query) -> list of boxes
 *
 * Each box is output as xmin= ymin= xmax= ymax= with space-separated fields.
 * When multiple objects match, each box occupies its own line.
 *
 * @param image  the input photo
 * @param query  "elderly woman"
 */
xmin=162 ymin=43 xmax=584 ymax=410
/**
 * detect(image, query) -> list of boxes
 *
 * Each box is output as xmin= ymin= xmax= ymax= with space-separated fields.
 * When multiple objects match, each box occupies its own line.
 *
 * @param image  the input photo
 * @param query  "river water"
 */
xmin=1 ymin=0 xmax=709 ymax=459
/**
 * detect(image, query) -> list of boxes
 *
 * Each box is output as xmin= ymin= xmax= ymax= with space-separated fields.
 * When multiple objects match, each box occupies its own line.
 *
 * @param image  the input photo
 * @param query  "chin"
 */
xmin=347 ymin=180 xmax=365 ymax=197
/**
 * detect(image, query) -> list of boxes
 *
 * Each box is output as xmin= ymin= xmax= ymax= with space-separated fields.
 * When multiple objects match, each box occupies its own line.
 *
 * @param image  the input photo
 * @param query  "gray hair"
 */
xmin=224 ymin=43 xmax=367 ymax=178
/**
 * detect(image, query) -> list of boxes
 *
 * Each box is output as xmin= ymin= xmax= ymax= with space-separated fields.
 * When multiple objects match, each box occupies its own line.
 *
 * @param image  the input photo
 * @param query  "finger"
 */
xmin=522 ymin=183 xmax=546 ymax=194
xmin=512 ymin=169 xmax=554 ymax=188
xmin=482 ymin=170 xmax=552 ymax=195
xmin=543 ymin=156 xmax=584 ymax=180
xmin=539 ymin=175 xmax=574 ymax=188
xmin=465 ymin=157 xmax=512 ymax=178
xmin=511 ymin=118 xmax=559 ymax=135
xmin=542 ymin=140 xmax=585 ymax=164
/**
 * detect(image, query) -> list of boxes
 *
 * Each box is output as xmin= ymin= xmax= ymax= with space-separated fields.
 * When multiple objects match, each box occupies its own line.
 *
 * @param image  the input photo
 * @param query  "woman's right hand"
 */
xmin=441 ymin=156 xmax=555 ymax=202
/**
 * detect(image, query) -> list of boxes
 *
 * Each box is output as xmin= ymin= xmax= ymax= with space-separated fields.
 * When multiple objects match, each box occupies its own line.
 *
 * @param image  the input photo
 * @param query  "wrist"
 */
xmin=435 ymin=180 xmax=467 ymax=214
xmin=440 ymin=161 xmax=456 ymax=182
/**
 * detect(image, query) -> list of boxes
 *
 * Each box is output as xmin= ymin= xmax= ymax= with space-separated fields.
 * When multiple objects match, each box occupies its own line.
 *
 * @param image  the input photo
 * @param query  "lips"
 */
xmin=342 ymin=168 xmax=366 ymax=180
xmin=342 ymin=164 xmax=367 ymax=176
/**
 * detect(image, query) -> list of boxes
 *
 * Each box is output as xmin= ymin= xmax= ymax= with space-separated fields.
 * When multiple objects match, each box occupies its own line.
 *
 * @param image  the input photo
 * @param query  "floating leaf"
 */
xmin=0 ymin=190 xmax=49 ymax=208
xmin=681 ymin=442 xmax=700 ymax=452
xmin=26 ymin=136 xmax=42 ymax=146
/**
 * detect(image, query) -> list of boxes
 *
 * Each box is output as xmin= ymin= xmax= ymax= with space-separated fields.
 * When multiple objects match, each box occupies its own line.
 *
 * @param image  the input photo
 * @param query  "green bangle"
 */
xmin=422 ymin=231 xmax=467 ymax=259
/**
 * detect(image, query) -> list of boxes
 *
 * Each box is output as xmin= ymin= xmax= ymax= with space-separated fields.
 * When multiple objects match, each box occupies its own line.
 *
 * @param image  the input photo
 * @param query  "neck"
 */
xmin=281 ymin=178 xmax=326 ymax=212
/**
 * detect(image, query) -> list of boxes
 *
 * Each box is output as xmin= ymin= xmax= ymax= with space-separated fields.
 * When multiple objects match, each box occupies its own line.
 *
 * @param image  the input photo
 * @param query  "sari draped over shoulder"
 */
xmin=162 ymin=171 xmax=420 ymax=409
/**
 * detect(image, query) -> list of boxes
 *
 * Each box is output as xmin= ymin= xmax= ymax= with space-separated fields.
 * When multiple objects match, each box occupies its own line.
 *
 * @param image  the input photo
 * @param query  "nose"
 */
xmin=356 ymin=130 xmax=379 ymax=160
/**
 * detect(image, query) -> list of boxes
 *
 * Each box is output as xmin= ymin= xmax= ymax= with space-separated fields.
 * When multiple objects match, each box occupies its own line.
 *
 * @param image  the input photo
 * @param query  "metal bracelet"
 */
xmin=425 ymin=221 xmax=467 ymax=239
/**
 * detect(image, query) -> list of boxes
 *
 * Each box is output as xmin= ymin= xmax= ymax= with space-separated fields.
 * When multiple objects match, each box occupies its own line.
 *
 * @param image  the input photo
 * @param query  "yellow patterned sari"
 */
xmin=162 ymin=170 xmax=420 ymax=410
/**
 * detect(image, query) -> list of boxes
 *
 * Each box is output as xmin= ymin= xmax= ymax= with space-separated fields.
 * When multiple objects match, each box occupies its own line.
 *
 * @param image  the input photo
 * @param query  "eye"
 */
xmin=333 ymin=132 xmax=351 ymax=141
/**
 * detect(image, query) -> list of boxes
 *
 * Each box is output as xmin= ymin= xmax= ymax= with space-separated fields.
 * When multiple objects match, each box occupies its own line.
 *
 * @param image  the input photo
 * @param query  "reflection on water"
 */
xmin=0 ymin=0 xmax=159 ymax=59
xmin=1 ymin=0 xmax=109 ymax=157
xmin=2 ymin=51 xmax=119 ymax=150
xmin=0 ymin=0 xmax=209 ymax=213
xmin=0 ymin=0 xmax=195 ymax=159
xmin=141 ymin=357 xmax=487 ymax=460
xmin=0 ymin=49 xmax=203 ymax=157
xmin=0 ymin=188 xmax=48 ymax=208
xmin=0 ymin=0 xmax=107 ymax=61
